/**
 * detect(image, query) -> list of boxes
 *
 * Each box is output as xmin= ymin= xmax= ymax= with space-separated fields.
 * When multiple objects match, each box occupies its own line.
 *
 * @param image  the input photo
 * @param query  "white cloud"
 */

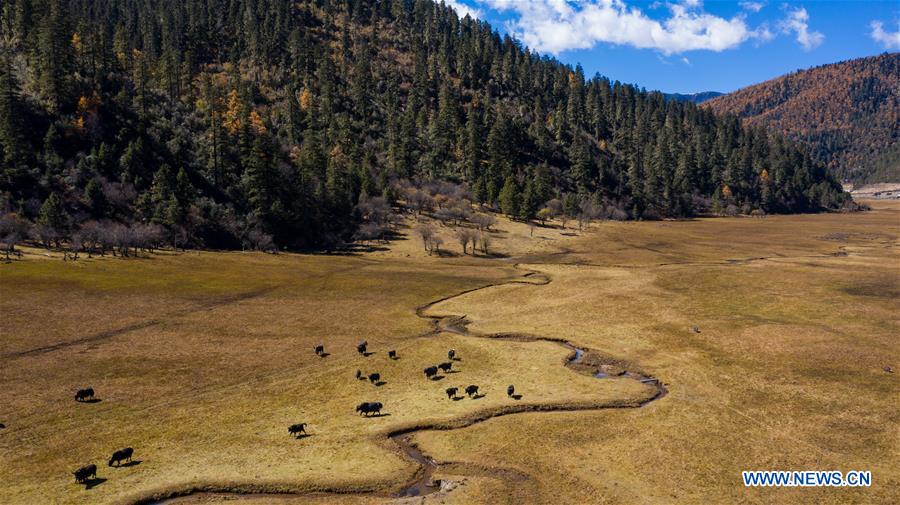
xmin=478 ymin=0 xmax=772 ymax=55
xmin=739 ymin=1 xmax=765 ymax=13
xmin=870 ymin=20 xmax=900 ymax=50
xmin=444 ymin=0 xmax=482 ymax=20
xmin=779 ymin=7 xmax=824 ymax=51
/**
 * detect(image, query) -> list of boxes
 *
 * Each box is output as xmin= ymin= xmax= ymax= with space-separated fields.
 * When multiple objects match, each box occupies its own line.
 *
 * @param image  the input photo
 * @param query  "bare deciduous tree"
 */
xmin=406 ymin=189 xmax=433 ymax=216
xmin=479 ymin=231 xmax=492 ymax=255
xmin=455 ymin=228 xmax=477 ymax=255
xmin=430 ymin=236 xmax=443 ymax=256
xmin=353 ymin=222 xmax=384 ymax=244
xmin=472 ymin=213 xmax=495 ymax=231
xmin=0 ymin=213 xmax=29 ymax=260
xmin=416 ymin=225 xmax=435 ymax=254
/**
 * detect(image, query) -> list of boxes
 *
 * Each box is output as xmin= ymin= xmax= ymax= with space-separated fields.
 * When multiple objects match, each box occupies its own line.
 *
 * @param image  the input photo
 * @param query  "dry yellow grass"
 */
xmin=1 ymin=203 xmax=897 ymax=505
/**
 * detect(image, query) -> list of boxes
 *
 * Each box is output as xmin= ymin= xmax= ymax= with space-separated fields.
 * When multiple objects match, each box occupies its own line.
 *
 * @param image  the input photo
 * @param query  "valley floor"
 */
xmin=1 ymin=202 xmax=897 ymax=505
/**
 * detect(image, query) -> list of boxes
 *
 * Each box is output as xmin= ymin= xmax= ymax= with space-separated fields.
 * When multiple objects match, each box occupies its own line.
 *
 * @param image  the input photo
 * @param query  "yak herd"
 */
xmin=67 ymin=340 xmax=518 ymax=489
xmin=292 ymin=342 xmax=519 ymax=445
xmin=67 ymin=387 xmax=137 ymax=486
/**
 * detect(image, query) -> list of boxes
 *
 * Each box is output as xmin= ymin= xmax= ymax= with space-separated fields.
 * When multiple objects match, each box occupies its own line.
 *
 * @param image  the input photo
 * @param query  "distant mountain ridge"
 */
xmin=704 ymin=53 xmax=899 ymax=183
xmin=664 ymin=91 xmax=723 ymax=104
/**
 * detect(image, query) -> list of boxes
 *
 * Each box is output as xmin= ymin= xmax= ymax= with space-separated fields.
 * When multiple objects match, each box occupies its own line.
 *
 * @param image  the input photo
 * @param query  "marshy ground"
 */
xmin=1 ymin=201 xmax=897 ymax=505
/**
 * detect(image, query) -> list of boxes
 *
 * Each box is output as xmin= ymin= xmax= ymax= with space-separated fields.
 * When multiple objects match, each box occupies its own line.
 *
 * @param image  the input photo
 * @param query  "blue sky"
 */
xmin=444 ymin=1 xmax=900 ymax=93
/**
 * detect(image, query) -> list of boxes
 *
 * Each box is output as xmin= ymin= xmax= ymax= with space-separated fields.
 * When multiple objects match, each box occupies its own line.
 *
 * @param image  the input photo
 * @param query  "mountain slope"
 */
xmin=704 ymin=53 xmax=899 ymax=183
xmin=0 ymin=0 xmax=849 ymax=250
xmin=664 ymin=91 xmax=723 ymax=104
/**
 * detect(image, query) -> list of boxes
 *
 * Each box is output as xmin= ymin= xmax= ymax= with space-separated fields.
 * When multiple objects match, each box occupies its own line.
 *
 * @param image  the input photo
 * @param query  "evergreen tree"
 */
xmin=36 ymin=192 xmax=68 ymax=246
xmin=499 ymin=174 xmax=520 ymax=218
xmin=84 ymin=178 xmax=109 ymax=218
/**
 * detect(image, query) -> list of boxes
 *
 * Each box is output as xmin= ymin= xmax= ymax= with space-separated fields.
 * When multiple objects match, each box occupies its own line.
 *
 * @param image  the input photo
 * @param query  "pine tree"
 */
xmin=84 ymin=179 xmax=109 ymax=218
xmin=36 ymin=0 xmax=74 ymax=112
xmin=36 ymin=192 xmax=68 ymax=247
xmin=0 ymin=53 xmax=28 ymax=169
xmin=499 ymin=175 xmax=520 ymax=218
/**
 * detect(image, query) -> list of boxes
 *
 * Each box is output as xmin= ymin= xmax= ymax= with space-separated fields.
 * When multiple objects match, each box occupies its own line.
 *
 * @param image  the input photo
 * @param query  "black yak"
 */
xmin=314 ymin=344 xmax=325 ymax=355
xmin=448 ymin=349 xmax=456 ymax=360
xmin=445 ymin=387 xmax=458 ymax=399
xmin=357 ymin=341 xmax=368 ymax=355
xmin=108 ymin=447 xmax=133 ymax=467
xmin=424 ymin=366 xmax=438 ymax=379
xmin=356 ymin=369 xmax=363 ymax=380
xmin=507 ymin=385 xmax=515 ymax=397
xmin=388 ymin=350 xmax=397 ymax=359
xmin=356 ymin=402 xmax=383 ymax=416
xmin=288 ymin=423 xmax=307 ymax=437
xmin=73 ymin=464 xmax=97 ymax=483
xmin=74 ymin=388 xmax=94 ymax=402
xmin=368 ymin=373 xmax=381 ymax=384
xmin=465 ymin=385 xmax=479 ymax=397
xmin=438 ymin=362 xmax=452 ymax=373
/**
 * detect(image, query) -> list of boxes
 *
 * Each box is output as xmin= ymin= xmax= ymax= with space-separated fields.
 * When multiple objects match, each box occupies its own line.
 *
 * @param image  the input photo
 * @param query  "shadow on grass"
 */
xmin=476 ymin=251 xmax=511 ymax=259
xmin=77 ymin=398 xmax=102 ymax=404
xmin=83 ymin=478 xmax=107 ymax=490
xmin=511 ymin=394 xmax=523 ymax=400
xmin=117 ymin=460 xmax=142 ymax=468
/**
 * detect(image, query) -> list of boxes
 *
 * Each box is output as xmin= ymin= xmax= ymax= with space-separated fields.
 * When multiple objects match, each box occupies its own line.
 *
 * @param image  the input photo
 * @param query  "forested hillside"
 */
xmin=0 ymin=0 xmax=850 ymax=250
xmin=704 ymin=53 xmax=899 ymax=184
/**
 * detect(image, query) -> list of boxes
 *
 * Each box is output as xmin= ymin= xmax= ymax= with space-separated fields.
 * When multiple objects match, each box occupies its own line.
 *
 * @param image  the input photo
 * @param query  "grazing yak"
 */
xmin=108 ymin=447 xmax=133 ymax=467
xmin=368 ymin=373 xmax=381 ymax=384
xmin=288 ymin=423 xmax=307 ymax=437
xmin=356 ymin=402 xmax=383 ymax=416
xmin=448 ymin=349 xmax=456 ymax=360
xmin=74 ymin=388 xmax=95 ymax=402
xmin=438 ymin=362 xmax=452 ymax=373
xmin=465 ymin=385 xmax=479 ymax=397
xmin=357 ymin=341 xmax=368 ymax=355
xmin=388 ymin=350 xmax=397 ymax=359
xmin=445 ymin=387 xmax=458 ymax=399
xmin=73 ymin=464 xmax=97 ymax=483
xmin=356 ymin=369 xmax=363 ymax=380
xmin=314 ymin=344 xmax=325 ymax=355
xmin=423 ymin=366 xmax=438 ymax=379
xmin=507 ymin=385 xmax=515 ymax=397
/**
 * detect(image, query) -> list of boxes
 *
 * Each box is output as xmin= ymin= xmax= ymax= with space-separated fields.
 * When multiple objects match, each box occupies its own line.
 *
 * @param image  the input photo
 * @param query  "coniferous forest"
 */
xmin=0 ymin=0 xmax=851 ymax=251
xmin=705 ymin=53 xmax=899 ymax=185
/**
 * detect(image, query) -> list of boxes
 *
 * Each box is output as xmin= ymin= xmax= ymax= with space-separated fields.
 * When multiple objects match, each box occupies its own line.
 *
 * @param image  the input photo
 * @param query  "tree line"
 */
xmin=0 ymin=0 xmax=852 ymax=252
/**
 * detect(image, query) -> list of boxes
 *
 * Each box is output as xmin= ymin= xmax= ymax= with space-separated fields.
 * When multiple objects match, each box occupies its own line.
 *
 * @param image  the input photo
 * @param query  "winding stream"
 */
xmin=144 ymin=265 xmax=667 ymax=504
